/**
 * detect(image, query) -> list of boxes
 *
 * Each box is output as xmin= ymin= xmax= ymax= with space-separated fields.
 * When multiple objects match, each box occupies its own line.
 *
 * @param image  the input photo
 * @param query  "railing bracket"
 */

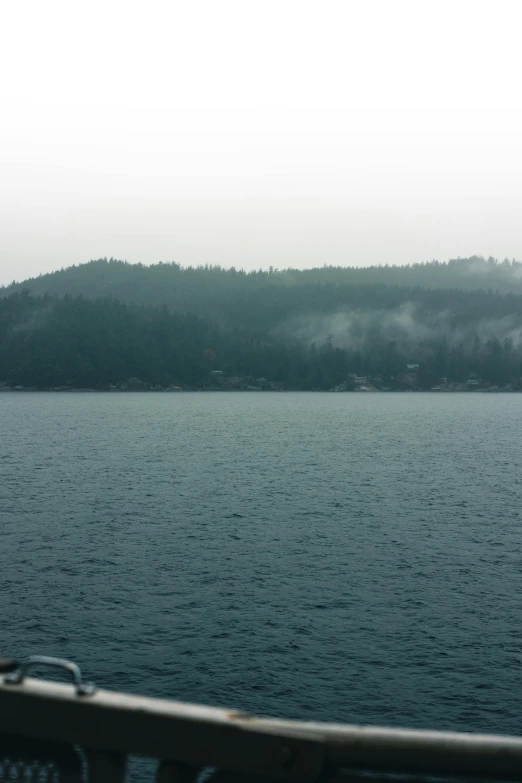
xmin=3 ymin=655 xmax=96 ymax=696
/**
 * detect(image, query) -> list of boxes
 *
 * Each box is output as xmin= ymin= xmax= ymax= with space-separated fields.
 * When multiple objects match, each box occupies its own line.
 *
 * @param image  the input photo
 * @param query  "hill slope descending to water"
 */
xmin=2 ymin=267 xmax=522 ymax=390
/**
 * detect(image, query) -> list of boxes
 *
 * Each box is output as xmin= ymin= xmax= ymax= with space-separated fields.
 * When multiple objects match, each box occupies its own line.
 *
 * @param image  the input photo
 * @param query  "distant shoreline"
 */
xmin=1 ymin=387 xmax=520 ymax=394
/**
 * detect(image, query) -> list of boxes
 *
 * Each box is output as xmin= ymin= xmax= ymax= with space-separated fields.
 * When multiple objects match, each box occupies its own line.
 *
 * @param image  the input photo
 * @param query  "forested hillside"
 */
xmin=2 ymin=257 xmax=522 ymax=321
xmin=2 ymin=272 xmax=522 ymax=390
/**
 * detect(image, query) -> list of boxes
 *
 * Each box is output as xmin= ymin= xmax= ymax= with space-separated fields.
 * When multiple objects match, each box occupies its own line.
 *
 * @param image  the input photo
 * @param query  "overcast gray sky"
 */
xmin=1 ymin=0 xmax=521 ymax=285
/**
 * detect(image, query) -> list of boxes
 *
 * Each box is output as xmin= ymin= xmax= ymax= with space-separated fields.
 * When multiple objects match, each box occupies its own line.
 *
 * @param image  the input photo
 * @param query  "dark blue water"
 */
xmin=2 ymin=392 xmax=522 ymax=737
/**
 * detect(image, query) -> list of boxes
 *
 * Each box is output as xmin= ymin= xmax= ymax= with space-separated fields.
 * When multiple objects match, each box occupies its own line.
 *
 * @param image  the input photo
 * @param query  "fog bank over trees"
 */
xmin=2 ymin=257 xmax=522 ymax=390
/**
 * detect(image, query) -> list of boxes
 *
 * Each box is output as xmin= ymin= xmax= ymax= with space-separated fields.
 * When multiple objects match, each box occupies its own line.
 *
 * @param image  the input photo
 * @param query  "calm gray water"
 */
xmin=2 ymin=392 xmax=522 ymax=737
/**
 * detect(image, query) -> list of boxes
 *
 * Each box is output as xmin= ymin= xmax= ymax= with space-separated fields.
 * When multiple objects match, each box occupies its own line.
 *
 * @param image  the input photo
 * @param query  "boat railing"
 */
xmin=1 ymin=656 xmax=521 ymax=782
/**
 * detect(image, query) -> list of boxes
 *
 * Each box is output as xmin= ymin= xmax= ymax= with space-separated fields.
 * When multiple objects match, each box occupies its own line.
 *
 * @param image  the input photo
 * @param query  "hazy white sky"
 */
xmin=1 ymin=0 xmax=521 ymax=285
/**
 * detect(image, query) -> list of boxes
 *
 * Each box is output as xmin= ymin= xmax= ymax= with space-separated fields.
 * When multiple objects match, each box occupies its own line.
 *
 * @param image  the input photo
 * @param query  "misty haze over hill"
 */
xmin=3 ymin=256 xmax=522 ymax=304
xmin=2 ymin=256 xmax=522 ymax=391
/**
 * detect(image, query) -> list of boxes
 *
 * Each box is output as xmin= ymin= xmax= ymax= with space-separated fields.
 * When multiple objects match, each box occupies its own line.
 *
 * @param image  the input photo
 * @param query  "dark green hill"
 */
xmin=2 ymin=257 xmax=522 ymax=335
xmin=2 ymin=256 xmax=522 ymax=308
xmin=1 ymin=285 xmax=522 ymax=391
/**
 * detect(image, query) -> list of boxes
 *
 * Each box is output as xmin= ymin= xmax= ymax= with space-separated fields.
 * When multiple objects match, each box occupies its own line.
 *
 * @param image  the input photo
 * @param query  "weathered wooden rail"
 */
xmin=1 ymin=657 xmax=521 ymax=782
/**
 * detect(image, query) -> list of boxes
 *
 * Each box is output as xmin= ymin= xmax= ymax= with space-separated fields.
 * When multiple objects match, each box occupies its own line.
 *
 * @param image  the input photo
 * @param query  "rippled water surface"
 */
xmin=2 ymin=392 xmax=522 ymax=738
